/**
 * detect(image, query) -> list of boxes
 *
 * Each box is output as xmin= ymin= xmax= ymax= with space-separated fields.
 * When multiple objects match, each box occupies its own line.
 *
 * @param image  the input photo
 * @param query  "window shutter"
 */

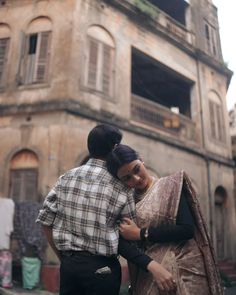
xmin=10 ymin=169 xmax=38 ymax=201
xmin=24 ymin=169 xmax=38 ymax=201
xmin=211 ymin=28 xmax=218 ymax=57
xmin=25 ymin=34 xmax=37 ymax=84
xmin=0 ymin=38 xmax=9 ymax=88
xmin=205 ymin=24 xmax=211 ymax=52
xmin=10 ymin=170 xmax=22 ymax=201
xmin=87 ymin=38 xmax=99 ymax=88
xmin=17 ymin=32 xmax=27 ymax=85
xmin=102 ymin=44 xmax=112 ymax=95
xmin=209 ymin=101 xmax=216 ymax=139
xmin=216 ymin=105 xmax=225 ymax=142
xmin=34 ymin=31 xmax=51 ymax=83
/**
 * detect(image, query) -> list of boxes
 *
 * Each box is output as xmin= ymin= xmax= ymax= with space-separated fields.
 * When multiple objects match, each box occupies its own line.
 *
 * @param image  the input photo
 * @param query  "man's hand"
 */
xmin=147 ymin=260 xmax=177 ymax=292
xmin=119 ymin=217 xmax=141 ymax=240
xmin=42 ymin=225 xmax=61 ymax=261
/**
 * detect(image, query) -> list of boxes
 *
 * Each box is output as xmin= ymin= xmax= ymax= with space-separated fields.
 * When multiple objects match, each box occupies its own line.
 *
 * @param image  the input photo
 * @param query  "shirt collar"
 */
xmin=87 ymin=158 xmax=106 ymax=168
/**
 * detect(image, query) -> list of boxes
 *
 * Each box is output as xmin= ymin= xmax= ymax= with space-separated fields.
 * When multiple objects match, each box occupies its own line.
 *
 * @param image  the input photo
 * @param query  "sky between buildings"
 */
xmin=213 ymin=0 xmax=236 ymax=111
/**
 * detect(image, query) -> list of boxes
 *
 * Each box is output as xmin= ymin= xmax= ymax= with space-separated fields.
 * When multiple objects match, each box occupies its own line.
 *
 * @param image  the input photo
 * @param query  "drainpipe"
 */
xmin=196 ymin=60 xmax=214 ymax=240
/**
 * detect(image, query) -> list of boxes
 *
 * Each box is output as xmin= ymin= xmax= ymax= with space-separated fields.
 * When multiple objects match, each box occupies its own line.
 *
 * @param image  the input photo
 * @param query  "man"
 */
xmin=36 ymin=124 xmax=175 ymax=295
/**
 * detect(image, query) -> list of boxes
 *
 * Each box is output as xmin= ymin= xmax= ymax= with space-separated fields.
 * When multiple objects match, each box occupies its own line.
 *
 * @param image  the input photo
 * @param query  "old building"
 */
xmin=229 ymin=105 xmax=236 ymax=200
xmin=229 ymin=106 xmax=236 ymax=158
xmin=0 ymin=0 xmax=235 ymax=273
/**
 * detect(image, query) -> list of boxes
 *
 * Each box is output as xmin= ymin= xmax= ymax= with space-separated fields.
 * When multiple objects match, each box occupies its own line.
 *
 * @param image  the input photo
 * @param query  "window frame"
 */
xmin=204 ymin=21 xmax=219 ymax=58
xmin=9 ymin=168 xmax=38 ymax=202
xmin=19 ymin=30 xmax=51 ymax=86
xmin=0 ymin=37 xmax=10 ymax=90
xmin=208 ymin=99 xmax=226 ymax=143
xmin=85 ymin=36 xmax=115 ymax=98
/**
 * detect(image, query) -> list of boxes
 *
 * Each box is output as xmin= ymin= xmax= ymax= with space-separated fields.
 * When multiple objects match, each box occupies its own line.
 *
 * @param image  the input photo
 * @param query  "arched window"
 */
xmin=9 ymin=150 xmax=39 ymax=202
xmin=85 ymin=25 xmax=115 ymax=97
xmin=18 ymin=17 xmax=52 ymax=85
xmin=0 ymin=23 xmax=11 ymax=89
xmin=208 ymin=91 xmax=225 ymax=142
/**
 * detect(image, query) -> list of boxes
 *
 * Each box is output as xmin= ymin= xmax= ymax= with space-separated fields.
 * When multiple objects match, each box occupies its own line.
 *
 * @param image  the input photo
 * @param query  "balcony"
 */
xmin=126 ymin=0 xmax=195 ymax=47
xmin=131 ymin=94 xmax=196 ymax=142
xmin=159 ymin=13 xmax=194 ymax=45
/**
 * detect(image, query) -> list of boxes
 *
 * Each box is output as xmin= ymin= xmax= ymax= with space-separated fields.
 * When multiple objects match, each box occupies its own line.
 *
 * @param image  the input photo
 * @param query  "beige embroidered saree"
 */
xmin=129 ymin=171 xmax=223 ymax=295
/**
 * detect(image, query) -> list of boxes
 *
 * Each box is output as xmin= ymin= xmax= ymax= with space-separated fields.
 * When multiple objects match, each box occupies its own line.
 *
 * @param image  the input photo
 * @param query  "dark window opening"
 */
xmin=28 ymin=34 xmax=38 ymax=55
xmin=205 ymin=24 xmax=210 ymax=40
xmin=148 ymin=0 xmax=188 ymax=26
xmin=215 ymin=186 xmax=227 ymax=203
xmin=132 ymin=48 xmax=192 ymax=118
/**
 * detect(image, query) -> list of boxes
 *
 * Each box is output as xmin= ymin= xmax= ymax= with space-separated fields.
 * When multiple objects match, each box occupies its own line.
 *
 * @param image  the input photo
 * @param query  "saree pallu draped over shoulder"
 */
xmin=129 ymin=171 xmax=223 ymax=295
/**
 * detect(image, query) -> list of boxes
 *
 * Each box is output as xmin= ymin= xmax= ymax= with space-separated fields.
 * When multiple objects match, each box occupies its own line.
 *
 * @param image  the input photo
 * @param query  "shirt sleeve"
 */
xmin=119 ymin=189 xmax=136 ymax=221
xmin=36 ymin=182 xmax=58 ymax=226
xmin=141 ymin=190 xmax=194 ymax=243
xmin=118 ymin=236 xmax=152 ymax=271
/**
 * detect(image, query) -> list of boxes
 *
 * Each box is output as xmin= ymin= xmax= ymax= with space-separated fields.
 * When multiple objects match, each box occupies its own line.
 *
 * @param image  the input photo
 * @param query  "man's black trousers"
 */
xmin=60 ymin=251 xmax=121 ymax=295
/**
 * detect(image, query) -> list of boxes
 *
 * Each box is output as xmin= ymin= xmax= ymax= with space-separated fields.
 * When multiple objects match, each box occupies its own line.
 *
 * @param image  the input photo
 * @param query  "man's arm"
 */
xmin=119 ymin=188 xmax=136 ymax=221
xmin=42 ymin=225 xmax=61 ymax=261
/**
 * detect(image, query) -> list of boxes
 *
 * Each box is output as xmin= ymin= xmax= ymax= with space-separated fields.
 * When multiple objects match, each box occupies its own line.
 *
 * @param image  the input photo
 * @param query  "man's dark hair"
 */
xmin=106 ymin=144 xmax=139 ymax=178
xmin=87 ymin=124 xmax=122 ymax=158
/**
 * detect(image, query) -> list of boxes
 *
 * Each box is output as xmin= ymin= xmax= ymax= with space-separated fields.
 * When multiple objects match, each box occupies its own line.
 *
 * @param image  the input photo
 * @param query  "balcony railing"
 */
xmin=161 ymin=13 xmax=194 ymax=46
xmin=125 ymin=0 xmax=195 ymax=46
xmin=131 ymin=94 xmax=197 ymax=142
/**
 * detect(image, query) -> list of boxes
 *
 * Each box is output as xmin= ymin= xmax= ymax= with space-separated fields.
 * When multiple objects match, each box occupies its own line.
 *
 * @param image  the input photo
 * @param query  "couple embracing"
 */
xmin=37 ymin=124 xmax=223 ymax=295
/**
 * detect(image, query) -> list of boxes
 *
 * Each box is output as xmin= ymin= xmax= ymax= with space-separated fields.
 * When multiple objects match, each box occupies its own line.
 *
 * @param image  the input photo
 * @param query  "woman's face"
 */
xmin=117 ymin=159 xmax=152 ymax=192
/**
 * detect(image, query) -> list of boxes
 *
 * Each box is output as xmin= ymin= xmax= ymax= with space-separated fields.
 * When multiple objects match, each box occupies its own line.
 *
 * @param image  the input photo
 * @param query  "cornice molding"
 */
xmin=0 ymin=99 xmax=234 ymax=167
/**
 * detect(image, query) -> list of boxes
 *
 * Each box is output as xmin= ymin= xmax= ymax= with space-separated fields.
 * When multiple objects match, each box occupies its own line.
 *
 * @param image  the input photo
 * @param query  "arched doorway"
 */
xmin=9 ymin=150 xmax=39 ymax=202
xmin=214 ymin=186 xmax=227 ymax=259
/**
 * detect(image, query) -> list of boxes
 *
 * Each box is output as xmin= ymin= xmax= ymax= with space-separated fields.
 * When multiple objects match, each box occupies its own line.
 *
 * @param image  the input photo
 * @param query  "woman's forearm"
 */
xmin=118 ymin=236 xmax=152 ymax=270
xmin=141 ymin=223 xmax=194 ymax=243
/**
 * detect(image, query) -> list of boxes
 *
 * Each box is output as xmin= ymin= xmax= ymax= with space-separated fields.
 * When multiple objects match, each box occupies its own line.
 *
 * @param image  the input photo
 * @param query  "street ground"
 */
xmin=1 ymin=285 xmax=235 ymax=295
xmin=0 ymin=287 xmax=56 ymax=295
xmin=0 ymin=285 xmax=128 ymax=295
xmin=225 ymin=286 xmax=236 ymax=295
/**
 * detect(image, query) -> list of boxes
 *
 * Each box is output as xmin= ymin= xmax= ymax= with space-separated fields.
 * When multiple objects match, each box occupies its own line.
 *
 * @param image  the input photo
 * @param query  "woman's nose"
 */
xmin=132 ymin=174 xmax=141 ymax=182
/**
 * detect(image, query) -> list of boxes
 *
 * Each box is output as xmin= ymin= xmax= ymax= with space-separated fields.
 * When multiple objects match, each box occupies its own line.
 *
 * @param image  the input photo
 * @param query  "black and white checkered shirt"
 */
xmin=36 ymin=158 xmax=136 ymax=256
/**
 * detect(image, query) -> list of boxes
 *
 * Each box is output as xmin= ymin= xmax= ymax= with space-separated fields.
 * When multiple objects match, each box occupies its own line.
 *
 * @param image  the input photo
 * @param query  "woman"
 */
xmin=106 ymin=144 xmax=223 ymax=295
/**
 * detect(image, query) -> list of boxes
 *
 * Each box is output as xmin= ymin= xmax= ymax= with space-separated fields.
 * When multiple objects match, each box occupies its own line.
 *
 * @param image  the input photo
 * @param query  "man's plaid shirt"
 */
xmin=36 ymin=158 xmax=136 ymax=256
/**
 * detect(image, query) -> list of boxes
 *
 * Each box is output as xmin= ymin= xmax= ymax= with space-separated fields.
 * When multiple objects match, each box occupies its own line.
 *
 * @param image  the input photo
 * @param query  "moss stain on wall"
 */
xmin=134 ymin=0 xmax=159 ymax=20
